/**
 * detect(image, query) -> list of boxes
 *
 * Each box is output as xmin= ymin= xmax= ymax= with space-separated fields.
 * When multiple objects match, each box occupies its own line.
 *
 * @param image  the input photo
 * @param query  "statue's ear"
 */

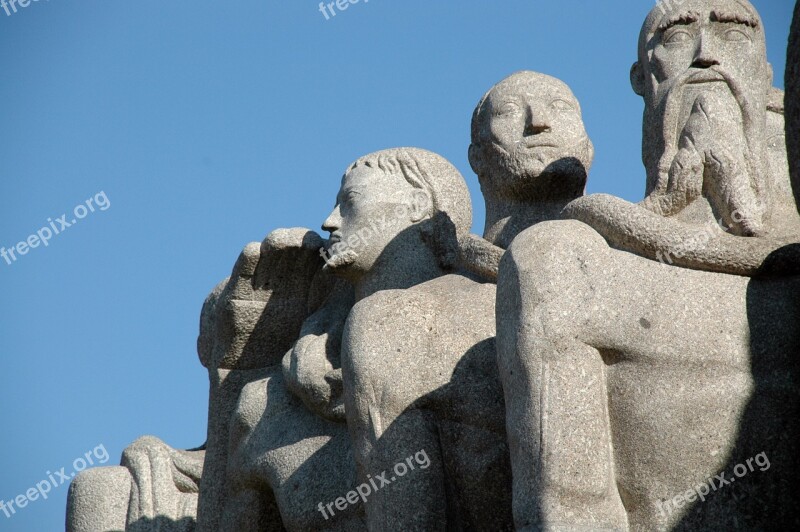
xmin=630 ymin=62 xmax=645 ymax=97
xmin=409 ymin=189 xmax=432 ymax=223
xmin=468 ymin=143 xmax=483 ymax=175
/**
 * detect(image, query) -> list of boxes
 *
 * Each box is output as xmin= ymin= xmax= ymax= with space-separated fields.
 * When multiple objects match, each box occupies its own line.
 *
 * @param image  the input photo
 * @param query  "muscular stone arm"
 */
xmin=341 ymin=291 xmax=448 ymax=531
xmin=564 ymin=194 xmax=800 ymax=276
xmin=496 ymin=221 xmax=627 ymax=531
xmin=458 ymin=232 xmax=505 ymax=282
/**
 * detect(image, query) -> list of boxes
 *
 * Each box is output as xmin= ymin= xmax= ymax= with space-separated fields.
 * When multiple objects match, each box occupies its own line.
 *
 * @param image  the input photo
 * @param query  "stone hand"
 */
xmin=282 ymin=273 xmax=354 ymax=423
xmin=704 ymin=145 xmax=764 ymax=236
xmin=198 ymin=228 xmax=325 ymax=371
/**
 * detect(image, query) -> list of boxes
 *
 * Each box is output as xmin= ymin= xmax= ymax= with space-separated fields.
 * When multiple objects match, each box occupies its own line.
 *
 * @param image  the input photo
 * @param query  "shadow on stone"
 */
xmin=127 ymin=516 xmax=196 ymax=532
xmin=674 ymin=245 xmax=800 ymax=530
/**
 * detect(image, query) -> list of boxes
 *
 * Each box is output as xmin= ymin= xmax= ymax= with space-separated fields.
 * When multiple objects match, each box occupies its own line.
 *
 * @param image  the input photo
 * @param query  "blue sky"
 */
xmin=0 ymin=0 xmax=795 ymax=529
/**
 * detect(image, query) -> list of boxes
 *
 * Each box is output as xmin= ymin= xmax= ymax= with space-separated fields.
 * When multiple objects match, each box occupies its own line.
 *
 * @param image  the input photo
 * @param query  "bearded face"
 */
xmin=634 ymin=0 xmax=773 ymax=236
xmin=472 ymin=72 xmax=593 ymax=202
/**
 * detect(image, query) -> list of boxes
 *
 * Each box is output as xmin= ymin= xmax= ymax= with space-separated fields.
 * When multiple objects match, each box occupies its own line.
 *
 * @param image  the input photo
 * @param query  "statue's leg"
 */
xmin=66 ymin=466 xmax=131 ymax=532
xmin=497 ymin=220 xmax=628 ymax=531
xmin=197 ymin=367 xmax=267 ymax=532
xmin=224 ymin=369 xmax=364 ymax=531
xmin=356 ymin=408 xmax=447 ymax=531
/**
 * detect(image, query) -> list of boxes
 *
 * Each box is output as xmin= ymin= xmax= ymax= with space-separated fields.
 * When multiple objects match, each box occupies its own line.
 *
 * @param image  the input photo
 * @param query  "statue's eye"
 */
xmin=551 ymin=99 xmax=574 ymax=112
xmin=341 ymin=191 xmax=360 ymax=206
xmin=722 ymin=28 xmax=750 ymax=42
xmin=664 ymin=29 xmax=693 ymax=45
xmin=496 ymin=102 xmax=521 ymax=116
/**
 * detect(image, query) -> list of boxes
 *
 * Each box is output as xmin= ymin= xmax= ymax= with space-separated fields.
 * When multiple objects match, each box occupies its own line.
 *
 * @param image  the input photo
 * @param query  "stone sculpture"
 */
xmin=200 ymin=231 xmax=364 ymax=532
xmin=66 ymin=437 xmax=203 ymax=532
xmin=329 ymin=147 xmax=511 ymax=530
xmin=66 ymin=1 xmax=800 ymax=530
xmin=459 ymin=71 xmax=594 ymax=281
xmin=333 ymin=72 xmax=594 ymax=529
xmin=565 ymin=0 xmax=800 ymax=276
xmin=497 ymin=0 xmax=800 ymax=530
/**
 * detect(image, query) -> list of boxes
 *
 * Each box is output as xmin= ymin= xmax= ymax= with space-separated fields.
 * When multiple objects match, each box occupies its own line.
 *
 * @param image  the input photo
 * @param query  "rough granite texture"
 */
xmin=498 ymin=220 xmax=800 ymax=530
xmin=198 ymin=229 xmax=361 ymax=532
xmin=66 ymin=437 xmax=203 ymax=532
xmin=324 ymin=148 xmax=513 ymax=530
xmin=67 ymin=1 xmax=800 ymax=530
xmin=469 ymin=70 xmax=593 ymax=250
xmin=497 ymin=1 xmax=800 ymax=530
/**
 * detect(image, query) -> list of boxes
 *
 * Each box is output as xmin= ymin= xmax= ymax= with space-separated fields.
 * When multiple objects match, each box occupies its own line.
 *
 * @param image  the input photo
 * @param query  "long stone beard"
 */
xmin=643 ymin=69 xmax=769 ymax=236
xmin=485 ymin=141 xmax=589 ymax=202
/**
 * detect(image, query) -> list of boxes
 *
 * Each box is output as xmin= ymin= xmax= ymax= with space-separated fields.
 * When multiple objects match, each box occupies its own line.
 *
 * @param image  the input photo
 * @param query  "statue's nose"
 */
xmin=525 ymin=123 xmax=551 ymax=136
xmin=692 ymin=32 xmax=721 ymax=69
xmin=322 ymin=205 xmax=342 ymax=233
xmin=524 ymin=104 xmax=552 ymax=135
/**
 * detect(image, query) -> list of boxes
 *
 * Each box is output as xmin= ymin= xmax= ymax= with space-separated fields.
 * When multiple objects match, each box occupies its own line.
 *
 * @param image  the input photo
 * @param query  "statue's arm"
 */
xmin=341 ymin=293 xmax=448 ymax=530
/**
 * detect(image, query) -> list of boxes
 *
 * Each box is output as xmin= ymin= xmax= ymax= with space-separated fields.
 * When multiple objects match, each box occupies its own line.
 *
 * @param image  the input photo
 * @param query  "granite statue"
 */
xmin=497 ymin=1 xmax=800 ymax=530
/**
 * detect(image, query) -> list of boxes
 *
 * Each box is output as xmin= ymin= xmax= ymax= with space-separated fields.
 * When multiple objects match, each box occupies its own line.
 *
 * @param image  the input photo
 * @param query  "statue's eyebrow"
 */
xmin=710 ymin=9 xmax=759 ymax=28
xmin=657 ymin=10 xmax=700 ymax=32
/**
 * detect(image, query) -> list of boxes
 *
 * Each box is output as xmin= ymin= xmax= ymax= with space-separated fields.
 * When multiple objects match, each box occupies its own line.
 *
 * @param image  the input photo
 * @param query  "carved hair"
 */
xmin=347 ymin=148 xmax=473 ymax=270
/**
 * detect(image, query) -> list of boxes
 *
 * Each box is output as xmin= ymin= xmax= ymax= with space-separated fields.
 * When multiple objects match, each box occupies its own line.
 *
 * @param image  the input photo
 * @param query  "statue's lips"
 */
xmin=686 ymin=70 xmax=726 ymax=85
xmin=520 ymin=139 xmax=558 ymax=148
xmin=326 ymin=235 xmax=343 ymax=249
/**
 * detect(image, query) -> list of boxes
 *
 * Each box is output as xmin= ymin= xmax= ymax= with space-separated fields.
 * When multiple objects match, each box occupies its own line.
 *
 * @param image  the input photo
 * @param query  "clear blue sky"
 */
xmin=0 ymin=0 xmax=794 ymax=529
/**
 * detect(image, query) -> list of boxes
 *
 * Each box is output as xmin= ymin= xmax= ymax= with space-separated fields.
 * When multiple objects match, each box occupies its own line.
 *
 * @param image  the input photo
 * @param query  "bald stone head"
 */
xmin=469 ymin=71 xmax=593 ymax=203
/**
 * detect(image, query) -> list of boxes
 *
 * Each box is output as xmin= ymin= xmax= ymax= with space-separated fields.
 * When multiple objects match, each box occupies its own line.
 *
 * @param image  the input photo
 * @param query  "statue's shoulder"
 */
xmin=346 ymin=274 xmax=493 ymax=334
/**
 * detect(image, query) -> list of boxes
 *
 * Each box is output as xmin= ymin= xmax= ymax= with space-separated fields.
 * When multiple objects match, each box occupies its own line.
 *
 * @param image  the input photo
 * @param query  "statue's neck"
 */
xmin=354 ymin=242 xmax=443 ymax=302
xmin=483 ymin=194 xmax=568 ymax=249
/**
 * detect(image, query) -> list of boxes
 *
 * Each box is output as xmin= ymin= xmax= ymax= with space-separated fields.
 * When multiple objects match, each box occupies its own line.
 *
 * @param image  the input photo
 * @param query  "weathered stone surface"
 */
xmin=219 ymin=269 xmax=362 ymax=531
xmin=634 ymin=0 xmax=774 ymax=236
xmin=68 ymin=2 xmax=800 ymax=530
xmin=196 ymin=229 xmax=358 ymax=532
xmin=566 ymin=0 xmax=800 ymax=278
xmin=67 ymin=466 xmax=130 ymax=531
xmin=469 ymin=70 xmax=593 ymax=250
xmin=459 ymin=70 xmax=594 ymax=281
xmin=66 ymin=437 xmax=203 ymax=532
xmin=498 ymin=220 xmax=800 ymax=530
xmin=321 ymin=147 xmax=509 ymax=530
xmin=497 ymin=1 xmax=800 ymax=530
xmin=67 ymin=228 xmax=326 ymax=532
